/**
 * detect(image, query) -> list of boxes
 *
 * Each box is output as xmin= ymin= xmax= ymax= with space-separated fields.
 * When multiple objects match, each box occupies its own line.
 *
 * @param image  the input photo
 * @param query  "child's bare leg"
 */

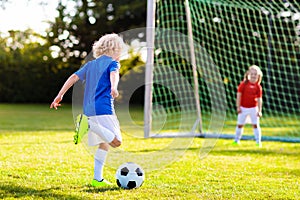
xmin=109 ymin=137 xmax=121 ymax=148
xmin=99 ymin=143 xmax=109 ymax=151
xmin=252 ymin=124 xmax=261 ymax=144
xmin=235 ymin=124 xmax=244 ymax=142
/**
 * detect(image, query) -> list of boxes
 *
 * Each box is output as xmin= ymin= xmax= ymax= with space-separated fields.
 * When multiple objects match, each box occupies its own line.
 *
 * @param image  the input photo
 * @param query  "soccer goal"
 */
xmin=144 ymin=0 xmax=300 ymax=142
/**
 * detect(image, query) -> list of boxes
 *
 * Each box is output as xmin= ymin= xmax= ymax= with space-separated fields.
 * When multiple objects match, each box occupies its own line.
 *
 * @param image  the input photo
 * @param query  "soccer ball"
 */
xmin=116 ymin=162 xmax=145 ymax=189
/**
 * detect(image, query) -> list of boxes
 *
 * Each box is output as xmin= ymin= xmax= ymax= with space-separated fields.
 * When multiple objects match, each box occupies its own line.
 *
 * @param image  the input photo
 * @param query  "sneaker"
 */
xmin=232 ymin=141 xmax=240 ymax=146
xmin=73 ymin=114 xmax=89 ymax=144
xmin=91 ymin=179 xmax=112 ymax=187
xmin=256 ymin=143 xmax=262 ymax=148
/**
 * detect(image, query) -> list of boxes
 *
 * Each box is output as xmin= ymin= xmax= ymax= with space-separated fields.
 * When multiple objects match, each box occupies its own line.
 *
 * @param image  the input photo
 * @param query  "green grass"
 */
xmin=1 ymin=104 xmax=300 ymax=199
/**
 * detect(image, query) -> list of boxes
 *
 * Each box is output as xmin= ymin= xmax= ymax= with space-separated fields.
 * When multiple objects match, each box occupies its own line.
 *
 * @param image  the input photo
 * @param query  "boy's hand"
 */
xmin=111 ymin=88 xmax=119 ymax=99
xmin=50 ymin=95 xmax=63 ymax=109
xmin=237 ymin=107 xmax=241 ymax=114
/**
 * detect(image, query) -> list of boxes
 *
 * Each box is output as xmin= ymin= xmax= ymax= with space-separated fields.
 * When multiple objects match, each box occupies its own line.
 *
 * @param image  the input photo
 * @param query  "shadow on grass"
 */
xmin=83 ymin=185 xmax=121 ymax=193
xmin=124 ymin=144 xmax=300 ymax=157
xmin=209 ymin=148 xmax=300 ymax=157
xmin=0 ymin=184 xmax=82 ymax=200
xmin=0 ymin=182 xmax=123 ymax=199
xmin=0 ymin=140 xmax=71 ymax=146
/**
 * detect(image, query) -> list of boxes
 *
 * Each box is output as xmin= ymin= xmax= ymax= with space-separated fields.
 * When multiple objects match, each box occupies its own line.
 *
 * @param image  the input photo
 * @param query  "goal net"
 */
xmin=144 ymin=0 xmax=300 ymax=142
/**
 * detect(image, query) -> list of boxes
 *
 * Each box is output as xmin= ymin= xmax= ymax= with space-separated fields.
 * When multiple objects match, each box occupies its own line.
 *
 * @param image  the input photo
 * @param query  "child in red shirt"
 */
xmin=233 ymin=65 xmax=263 ymax=147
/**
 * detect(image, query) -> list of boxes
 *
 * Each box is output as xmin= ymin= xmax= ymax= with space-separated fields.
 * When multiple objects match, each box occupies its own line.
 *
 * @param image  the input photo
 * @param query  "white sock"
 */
xmin=235 ymin=127 xmax=243 ymax=142
xmin=94 ymin=148 xmax=108 ymax=181
xmin=89 ymin=120 xmax=115 ymax=143
xmin=253 ymin=127 xmax=261 ymax=144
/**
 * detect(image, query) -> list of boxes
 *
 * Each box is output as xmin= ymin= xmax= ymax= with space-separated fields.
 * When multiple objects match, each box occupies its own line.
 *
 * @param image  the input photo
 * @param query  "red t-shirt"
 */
xmin=237 ymin=81 xmax=262 ymax=108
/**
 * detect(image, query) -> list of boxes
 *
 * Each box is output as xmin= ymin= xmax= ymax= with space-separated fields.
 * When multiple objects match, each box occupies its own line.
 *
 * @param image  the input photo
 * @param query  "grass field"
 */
xmin=1 ymin=104 xmax=300 ymax=199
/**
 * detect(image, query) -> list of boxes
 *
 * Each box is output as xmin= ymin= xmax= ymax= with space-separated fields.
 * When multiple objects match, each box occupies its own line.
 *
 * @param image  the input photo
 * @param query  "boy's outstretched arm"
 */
xmin=50 ymin=74 xmax=79 ymax=109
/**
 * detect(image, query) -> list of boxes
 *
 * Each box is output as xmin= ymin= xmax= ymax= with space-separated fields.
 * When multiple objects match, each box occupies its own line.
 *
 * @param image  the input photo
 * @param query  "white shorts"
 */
xmin=237 ymin=106 xmax=259 ymax=125
xmin=87 ymin=115 xmax=122 ymax=146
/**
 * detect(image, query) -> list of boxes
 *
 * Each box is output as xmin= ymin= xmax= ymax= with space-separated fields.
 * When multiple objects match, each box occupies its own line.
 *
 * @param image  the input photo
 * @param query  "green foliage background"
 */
xmin=0 ymin=0 xmax=146 ymax=103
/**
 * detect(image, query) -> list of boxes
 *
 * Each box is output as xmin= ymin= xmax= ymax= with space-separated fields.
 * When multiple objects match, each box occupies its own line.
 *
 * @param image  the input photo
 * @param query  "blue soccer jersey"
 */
xmin=75 ymin=55 xmax=120 ymax=116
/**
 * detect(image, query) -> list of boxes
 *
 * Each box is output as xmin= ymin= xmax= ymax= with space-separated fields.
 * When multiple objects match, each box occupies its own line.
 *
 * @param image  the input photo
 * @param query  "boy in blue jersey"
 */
xmin=50 ymin=33 xmax=124 ymax=187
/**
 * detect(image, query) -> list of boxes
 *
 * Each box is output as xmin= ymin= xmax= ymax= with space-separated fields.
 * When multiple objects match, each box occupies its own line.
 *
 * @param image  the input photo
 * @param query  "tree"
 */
xmin=0 ymin=29 xmax=68 ymax=102
xmin=47 ymin=0 xmax=146 ymax=66
xmin=0 ymin=1 xmax=147 ymax=103
xmin=46 ymin=0 xmax=147 ymax=105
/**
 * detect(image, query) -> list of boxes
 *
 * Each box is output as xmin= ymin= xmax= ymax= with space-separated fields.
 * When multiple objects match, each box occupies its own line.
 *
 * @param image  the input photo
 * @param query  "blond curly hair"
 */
xmin=92 ymin=33 xmax=124 ymax=58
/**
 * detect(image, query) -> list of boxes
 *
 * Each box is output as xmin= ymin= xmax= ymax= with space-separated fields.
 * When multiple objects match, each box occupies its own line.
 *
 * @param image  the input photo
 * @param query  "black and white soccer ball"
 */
xmin=116 ymin=162 xmax=145 ymax=189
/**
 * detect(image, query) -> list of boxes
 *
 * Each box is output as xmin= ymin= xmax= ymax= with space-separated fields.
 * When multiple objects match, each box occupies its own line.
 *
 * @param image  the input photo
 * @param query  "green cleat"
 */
xmin=256 ymin=143 xmax=262 ymax=148
xmin=232 ymin=141 xmax=240 ymax=146
xmin=73 ymin=114 xmax=89 ymax=144
xmin=91 ymin=179 xmax=112 ymax=187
